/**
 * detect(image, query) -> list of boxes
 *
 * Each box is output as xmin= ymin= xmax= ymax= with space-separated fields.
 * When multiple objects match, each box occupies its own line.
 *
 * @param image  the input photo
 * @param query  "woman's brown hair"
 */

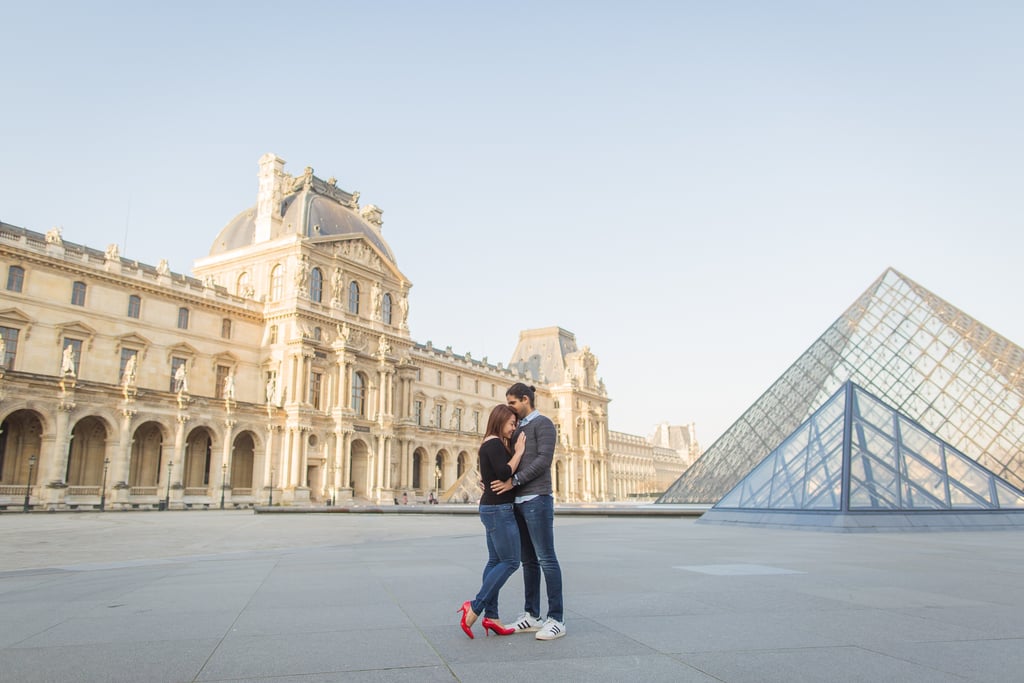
xmin=483 ymin=404 xmax=518 ymax=452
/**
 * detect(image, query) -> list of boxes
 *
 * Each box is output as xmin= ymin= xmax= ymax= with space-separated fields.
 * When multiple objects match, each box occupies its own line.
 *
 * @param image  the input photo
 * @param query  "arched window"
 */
xmin=382 ymin=293 xmax=392 ymax=325
xmin=270 ymin=265 xmax=283 ymax=301
xmin=236 ymin=271 xmax=251 ymax=297
xmin=310 ymin=267 xmax=323 ymax=303
xmin=177 ymin=307 xmax=189 ymax=330
xmin=348 ymin=281 xmax=360 ymax=314
xmin=352 ymin=372 xmax=366 ymax=416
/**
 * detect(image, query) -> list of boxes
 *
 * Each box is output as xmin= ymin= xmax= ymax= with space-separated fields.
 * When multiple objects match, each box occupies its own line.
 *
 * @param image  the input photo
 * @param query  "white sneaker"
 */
xmin=535 ymin=617 xmax=566 ymax=640
xmin=511 ymin=613 xmax=543 ymax=633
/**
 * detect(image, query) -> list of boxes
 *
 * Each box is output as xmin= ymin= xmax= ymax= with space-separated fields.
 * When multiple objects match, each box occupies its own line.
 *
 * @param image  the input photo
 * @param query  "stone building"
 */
xmin=0 ymin=154 xmax=693 ymax=510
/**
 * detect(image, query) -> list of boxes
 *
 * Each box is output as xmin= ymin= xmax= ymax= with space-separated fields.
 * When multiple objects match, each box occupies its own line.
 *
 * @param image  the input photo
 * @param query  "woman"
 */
xmin=458 ymin=404 xmax=526 ymax=638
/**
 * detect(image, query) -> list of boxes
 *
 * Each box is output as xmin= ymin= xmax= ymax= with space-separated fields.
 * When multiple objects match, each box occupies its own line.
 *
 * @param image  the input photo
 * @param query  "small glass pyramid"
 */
xmin=714 ymin=381 xmax=1024 ymax=514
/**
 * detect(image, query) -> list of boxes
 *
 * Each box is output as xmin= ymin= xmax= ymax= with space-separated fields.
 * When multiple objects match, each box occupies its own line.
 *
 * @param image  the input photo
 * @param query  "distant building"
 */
xmin=0 ymin=154 xmax=693 ymax=510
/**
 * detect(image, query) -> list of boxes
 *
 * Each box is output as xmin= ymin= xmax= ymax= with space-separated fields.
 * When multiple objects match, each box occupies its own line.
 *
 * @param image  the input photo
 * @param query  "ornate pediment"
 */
xmin=0 ymin=308 xmax=34 ymax=338
xmin=166 ymin=342 xmax=199 ymax=362
xmin=55 ymin=320 xmax=99 ymax=349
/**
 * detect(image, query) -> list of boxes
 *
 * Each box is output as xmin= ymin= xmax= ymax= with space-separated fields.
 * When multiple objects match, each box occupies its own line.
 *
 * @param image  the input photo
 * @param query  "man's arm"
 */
xmin=511 ymin=418 xmax=556 ymax=487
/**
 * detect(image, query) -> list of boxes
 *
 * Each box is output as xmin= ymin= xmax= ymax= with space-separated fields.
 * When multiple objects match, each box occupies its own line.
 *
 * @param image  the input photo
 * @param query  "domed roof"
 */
xmin=209 ymin=172 xmax=396 ymax=264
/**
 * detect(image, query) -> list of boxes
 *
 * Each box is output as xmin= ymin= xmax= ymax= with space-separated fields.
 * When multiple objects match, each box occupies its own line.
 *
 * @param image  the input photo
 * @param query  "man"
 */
xmin=491 ymin=382 xmax=565 ymax=640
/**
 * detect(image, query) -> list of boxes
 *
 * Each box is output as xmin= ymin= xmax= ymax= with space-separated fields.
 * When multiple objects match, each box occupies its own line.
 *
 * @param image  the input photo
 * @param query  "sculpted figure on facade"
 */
xmin=122 ymin=355 xmax=137 ymax=387
xmin=156 ymin=259 xmax=170 ymax=275
xmin=372 ymin=281 xmax=383 ymax=320
xmin=294 ymin=255 xmax=309 ymax=293
xmin=397 ymin=291 xmax=409 ymax=330
xmin=105 ymin=243 xmax=120 ymax=261
xmin=174 ymin=363 xmax=188 ymax=394
xmin=223 ymin=372 xmax=235 ymax=400
xmin=61 ymin=345 xmax=76 ymax=376
xmin=265 ymin=375 xmax=276 ymax=404
xmin=45 ymin=227 xmax=63 ymax=245
xmin=0 ymin=337 xmax=6 ymax=367
xmin=378 ymin=334 xmax=391 ymax=358
xmin=331 ymin=267 xmax=344 ymax=303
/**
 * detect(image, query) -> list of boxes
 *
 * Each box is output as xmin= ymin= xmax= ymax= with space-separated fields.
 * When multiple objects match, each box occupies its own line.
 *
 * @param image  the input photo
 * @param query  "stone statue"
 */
xmin=61 ymin=345 xmax=76 ymax=376
xmin=223 ymin=372 xmax=235 ymax=400
xmin=174 ymin=363 xmax=188 ymax=394
xmin=372 ymin=282 xmax=383 ymax=319
xmin=294 ymin=255 xmax=309 ymax=292
xmin=265 ymin=375 xmax=276 ymax=403
xmin=156 ymin=259 xmax=170 ymax=275
xmin=0 ymin=336 xmax=6 ymax=367
xmin=336 ymin=322 xmax=350 ymax=343
xmin=105 ymin=243 xmax=120 ymax=261
xmin=331 ymin=267 xmax=344 ymax=302
xmin=121 ymin=355 xmax=137 ymax=386
xmin=378 ymin=334 xmax=391 ymax=357
xmin=45 ymin=227 xmax=63 ymax=245
xmin=398 ymin=293 xmax=409 ymax=328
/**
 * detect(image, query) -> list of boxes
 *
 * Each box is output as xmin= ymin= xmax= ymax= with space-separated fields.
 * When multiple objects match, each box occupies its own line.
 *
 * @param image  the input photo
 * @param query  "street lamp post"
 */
xmin=164 ymin=459 xmax=173 ymax=511
xmin=268 ymin=467 xmax=274 ymax=506
xmin=100 ymin=457 xmax=110 ymax=512
xmin=220 ymin=462 xmax=227 ymax=510
xmin=23 ymin=455 xmax=37 ymax=513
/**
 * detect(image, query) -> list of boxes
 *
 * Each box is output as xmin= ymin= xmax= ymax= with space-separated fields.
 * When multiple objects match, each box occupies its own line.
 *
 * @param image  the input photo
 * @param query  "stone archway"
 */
xmin=412 ymin=448 xmax=427 ymax=490
xmin=350 ymin=438 xmax=370 ymax=498
xmin=128 ymin=421 xmax=165 ymax=491
xmin=183 ymin=428 xmax=213 ymax=492
xmin=66 ymin=416 xmax=108 ymax=486
xmin=0 ymin=409 xmax=44 ymax=485
xmin=231 ymin=432 xmax=256 ymax=493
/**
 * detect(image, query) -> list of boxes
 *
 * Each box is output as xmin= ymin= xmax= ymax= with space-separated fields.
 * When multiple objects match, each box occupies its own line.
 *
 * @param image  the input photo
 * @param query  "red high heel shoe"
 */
xmin=481 ymin=617 xmax=515 ymax=636
xmin=457 ymin=600 xmax=477 ymax=639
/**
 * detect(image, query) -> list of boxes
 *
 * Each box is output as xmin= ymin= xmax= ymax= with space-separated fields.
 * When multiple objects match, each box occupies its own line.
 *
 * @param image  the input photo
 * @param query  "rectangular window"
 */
xmin=215 ymin=365 xmax=231 ymax=399
xmin=62 ymin=338 xmax=83 ymax=375
xmin=437 ymin=370 xmax=443 ymax=386
xmin=310 ymin=371 xmax=323 ymax=409
xmin=268 ymin=325 xmax=278 ymax=344
xmin=71 ymin=281 xmax=86 ymax=306
xmin=0 ymin=326 xmax=20 ymax=367
xmin=221 ymin=318 xmax=232 ymax=339
xmin=491 ymin=384 xmax=496 ymax=398
xmin=127 ymin=294 xmax=141 ymax=319
xmin=435 ymin=404 xmax=443 ymax=429
xmin=6 ymin=266 xmax=24 ymax=292
xmin=456 ymin=376 xmax=462 ymax=390
xmin=170 ymin=357 xmax=187 ymax=392
xmin=414 ymin=400 xmax=423 ymax=426
xmin=119 ymin=348 xmax=138 ymax=382
xmin=177 ymin=307 xmax=189 ymax=330
xmin=474 ymin=379 xmax=479 ymax=394
xmin=473 ymin=410 xmax=480 ymax=433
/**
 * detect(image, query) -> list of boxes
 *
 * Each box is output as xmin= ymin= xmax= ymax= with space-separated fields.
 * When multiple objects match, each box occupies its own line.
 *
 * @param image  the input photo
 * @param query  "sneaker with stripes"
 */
xmin=535 ymin=617 xmax=565 ymax=640
xmin=511 ymin=613 xmax=543 ymax=633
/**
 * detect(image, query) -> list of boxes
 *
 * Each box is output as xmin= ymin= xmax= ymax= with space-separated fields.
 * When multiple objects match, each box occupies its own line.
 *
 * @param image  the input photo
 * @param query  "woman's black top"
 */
xmin=478 ymin=438 xmax=515 ymax=505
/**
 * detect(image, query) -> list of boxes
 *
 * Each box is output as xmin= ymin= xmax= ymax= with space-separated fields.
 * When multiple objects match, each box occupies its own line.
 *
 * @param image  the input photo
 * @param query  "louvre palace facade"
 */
xmin=0 ymin=153 xmax=693 ymax=511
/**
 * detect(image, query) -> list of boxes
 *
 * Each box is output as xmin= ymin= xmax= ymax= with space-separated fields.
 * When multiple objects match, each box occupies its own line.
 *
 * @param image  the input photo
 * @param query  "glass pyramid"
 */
xmin=660 ymin=268 xmax=1024 ymax=504
xmin=712 ymin=381 xmax=1024 ymax=516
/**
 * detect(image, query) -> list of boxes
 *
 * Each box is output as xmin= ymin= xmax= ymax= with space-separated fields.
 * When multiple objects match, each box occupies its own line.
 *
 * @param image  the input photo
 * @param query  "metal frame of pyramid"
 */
xmin=659 ymin=268 xmax=1024 ymax=506
xmin=699 ymin=381 xmax=1024 ymax=530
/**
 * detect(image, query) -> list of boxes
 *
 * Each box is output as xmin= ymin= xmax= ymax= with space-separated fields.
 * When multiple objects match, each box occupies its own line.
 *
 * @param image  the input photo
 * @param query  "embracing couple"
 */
xmin=457 ymin=382 xmax=565 ymax=641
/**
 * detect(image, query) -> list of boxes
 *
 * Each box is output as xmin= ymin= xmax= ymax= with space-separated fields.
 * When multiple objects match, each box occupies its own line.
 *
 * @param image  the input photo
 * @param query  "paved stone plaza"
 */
xmin=2 ymin=509 xmax=1024 ymax=682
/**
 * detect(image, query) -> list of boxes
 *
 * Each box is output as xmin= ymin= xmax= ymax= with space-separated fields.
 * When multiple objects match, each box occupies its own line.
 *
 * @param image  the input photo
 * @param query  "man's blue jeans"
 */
xmin=472 ymin=503 xmax=521 ymax=618
xmin=515 ymin=494 xmax=563 ymax=622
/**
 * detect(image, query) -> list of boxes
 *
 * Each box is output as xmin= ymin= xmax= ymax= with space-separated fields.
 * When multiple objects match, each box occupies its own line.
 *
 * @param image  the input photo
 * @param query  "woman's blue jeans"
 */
xmin=515 ymin=494 xmax=563 ymax=622
xmin=472 ymin=503 xmax=521 ymax=618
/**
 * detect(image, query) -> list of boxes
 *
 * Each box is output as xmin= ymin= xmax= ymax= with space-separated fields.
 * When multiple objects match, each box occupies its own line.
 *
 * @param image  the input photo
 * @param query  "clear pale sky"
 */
xmin=2 ymin=2 xmax=1022 ymax=446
